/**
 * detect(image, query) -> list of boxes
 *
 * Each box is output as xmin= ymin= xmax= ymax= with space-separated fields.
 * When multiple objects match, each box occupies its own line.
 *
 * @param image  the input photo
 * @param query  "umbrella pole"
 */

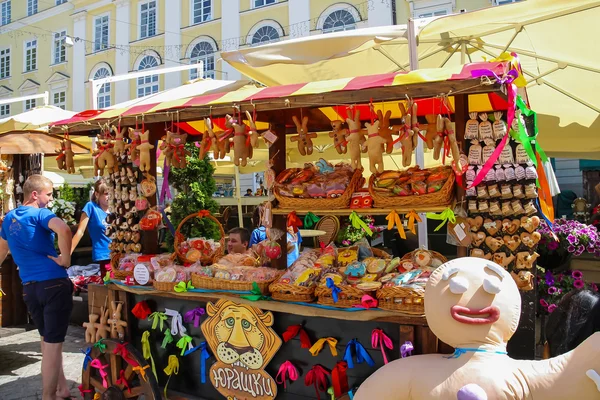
xmin=234 ymin=165 xmax=243 ymax=228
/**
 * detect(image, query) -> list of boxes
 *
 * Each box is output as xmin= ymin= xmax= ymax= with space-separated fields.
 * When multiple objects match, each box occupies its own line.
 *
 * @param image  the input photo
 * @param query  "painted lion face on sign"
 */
xmin=202 ymin=300 xmax=281 ymax=370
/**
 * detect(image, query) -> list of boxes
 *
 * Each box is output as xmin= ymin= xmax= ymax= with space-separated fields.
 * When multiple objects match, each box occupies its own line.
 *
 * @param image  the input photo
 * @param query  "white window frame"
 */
xmin=0 ymin=103 xmax=9 ymax=117
xmin=52 ymin=90 xmax=66 ymax=109
xmin=186 ymin=36 xmax=217 ymax=79
xmin=24 ymin=39 xmax=37 ymax=72
xmin=493 ymin=0 xmax=521 ymax=4
xmin=139 ymin=0 xmax=157 ymax=40
xmin=56 ymin=0 xmax=67 ymax=5
xmin=246 ymin=20 xmax=283 ymax=46
xmin=317 ymin=3 xmax=360 ymax=34
xmin=251 ymin=0 xmax=276 ymax=9
xmin=0 ymin=47 xmax=10 ymax=79
xmin=1 ymin=1 xmax=11 ymax=26
xmin=93 ymin=14 xmax=110 ymax=53
xmin=27 ymin=0 xmax=37 ymax=16
xmin=52 ymin=30 xmax=67 ymax=65
xmin=190 ymin=0 xmax=212 ymax=25
xmin=134 ymin=52 xmax=160 ymax=98
xmin=90 ymin=63 xmax=113 ymax=109
xmin=411 ymin=1 xmax=453 ymax=19
xmin=24 ymin=98 xmax=36 ymax=111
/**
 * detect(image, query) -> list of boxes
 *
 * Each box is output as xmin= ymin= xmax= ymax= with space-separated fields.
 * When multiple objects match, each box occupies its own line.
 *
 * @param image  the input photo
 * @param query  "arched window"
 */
xmin=136 ymin=55 xmax=159 ymax=98
xmin=318 ymin=4 xmax=360 ymax=34
xmin=94 ymin=67 xmax=111 ymax=108
xmin=251 ymin=26 xmax=279 ymax=45
xmin=190 ymin=41 xmax=215 ymax=80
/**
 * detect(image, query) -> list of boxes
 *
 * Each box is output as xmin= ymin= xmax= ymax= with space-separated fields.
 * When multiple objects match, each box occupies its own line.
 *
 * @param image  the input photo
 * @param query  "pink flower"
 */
xmin=540 ymin=299 xmax=549 ymax=308
xmin=548 ymin=241 xmax=559 ymax=251
xmin=573 ymin=279 xmax=585 ymax=289
xmin=548 ymin=286 xmax=558 ymax=295
xmin=572 ymin=270 xmax=583 ymax=280
xmin=548 ymin=304 xmax=558 ymax=313
xmin=592 ymin=283 xmax=599 ymax=292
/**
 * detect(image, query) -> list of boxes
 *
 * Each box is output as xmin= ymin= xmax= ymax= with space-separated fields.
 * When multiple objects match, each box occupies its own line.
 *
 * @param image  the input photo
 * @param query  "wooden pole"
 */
xmin=453 ymin=94 xmax=468 ymax=258
xmin=269 ymin=120 xmax=287 ymax=270
xmin=140 ymin=123 xmax=161 ymax=255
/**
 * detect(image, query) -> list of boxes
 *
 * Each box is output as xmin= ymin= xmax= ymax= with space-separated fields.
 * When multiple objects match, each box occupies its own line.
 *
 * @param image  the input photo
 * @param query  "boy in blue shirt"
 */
xmin=0 ymin=175 xmax=73 ymax=400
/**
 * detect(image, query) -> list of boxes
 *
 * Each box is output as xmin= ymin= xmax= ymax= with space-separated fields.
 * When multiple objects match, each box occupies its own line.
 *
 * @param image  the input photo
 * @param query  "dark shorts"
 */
xmin=22 ymin=278 xmax=73 ymax=343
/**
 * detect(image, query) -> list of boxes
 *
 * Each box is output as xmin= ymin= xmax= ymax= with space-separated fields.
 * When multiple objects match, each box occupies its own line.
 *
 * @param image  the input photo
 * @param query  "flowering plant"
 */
xmin=538 ymin=218 xmax=600 ymax=258
xmin=537 ymin=268 xmax=598 ymax=314
xmin=336 ymin=215 xmax=384 ymax=246
xmin=50 ymin=199 xmax=76 ymax=226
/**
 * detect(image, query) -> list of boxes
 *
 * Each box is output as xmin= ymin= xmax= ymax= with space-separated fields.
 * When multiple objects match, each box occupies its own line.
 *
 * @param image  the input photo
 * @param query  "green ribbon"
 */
xmin=426 ymin=208 xmax=456 ymax=232
xmin=176 ymin=334 xmax=193 ymax=356
xmin=148 ymin=312 xmax=167 ymax=332
xmin=174 ymin=281 xmax=195 ymax=293
xmin=240 ymin=282 xmax=270 ymax=301
xmin=161 ymin=328 xmax=173 ymax=349
xmin=93 ymin=338 xmax=106 ymax=353
xmin=103 ymin=272 xmax=110 ymax=285
xmin=509 ymin=95 xmax=548 ymax=167
xmin=349 ymin=211 xmax=373 ymax=236
xmin=304 ymin=212 xmax=320 ymax=229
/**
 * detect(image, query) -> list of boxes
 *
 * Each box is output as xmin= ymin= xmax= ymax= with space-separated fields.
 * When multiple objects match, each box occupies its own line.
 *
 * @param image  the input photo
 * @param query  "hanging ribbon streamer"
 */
xmin=163 ymin=355 xmax=180 ymax=399
xmin=90 ymin=359 xmax=109 ymax=388
xmin=165 ymin=308 xmax=187 ymax=336
xmin=116 ymin=369 xmax=131 ymax=393
xmin=159 ymin=157 xmax=172 ymax=205
xmin=469 ymin=132 xmax=511 ymax=188
xmin=310 ymin=337 xmax=338 ymax=357
xmin=406 ymin=210 xmax=422 ymax=235
xmin=103 ymin=271 xmax=110 ymax=285
xmin=131 ymin=301 xmax=151 ymax=319
xmin=176 ymin=334 xmax=194 ymax=356
xmin=326 ymin=278 xmax=341 ymax=304
xmin=240 ymin=282 xmax=270 ymax=301
xmin=184 ymin=307 xmax=205 ymax=328
xmin=386 ymin=210 xmax=405 ymax=239
xmin=276 ymin=361 xmax=299 ymax=389
xmin=510 ymin=95 xmax=548 ymax=167
xmin=81 ymin=347 xmax=92 ymax=370
xmin=78 ymin=384 xmax=92 ymax=398
xmin=343 ymin=339 xmax=375 ymax=369
xmin=174 ymin=281 xmax=195 ymax=293
xmin=287 ymin=211 xmax=303 ymax=233
xmin=282 ymin=324 xmax=312 ymax=349
xmin=133 ymin=364 xmax=150 ymax=382
xmin=114 ymin=342 xmax=139 ymax=367
xmin=352 ymin=294 xmax=378 ymax=309
xmin=162 ymin=328 xmax=174 ymax=349
xmin=332 ymin=361 xmax=349 ymax=398
xmin=93 ymin=338 xmax=106 ymax=353
xmin=371 ymin=329 xmax=393 ymax=365
xmin=327 ymin=387 xmax=335 ymax=400
xmin=400 ymin=341 xmax=414 ymax=358
xmin=184 ymin=341 xmax=211 ymax=384
xmin=148 ymin=311 xmax=168 ymax=332
xmin=349 ymin=211 xmax=373 ymax=236
xmin=141 ymin=330 xmax=158 ymax=379
xmin=304 ymin=212 xmax=320 ymax=229
xmin=425 ymin=208 xmax=456 ymax=232
xmin=305 ymin=365 xmax=331 ymax=400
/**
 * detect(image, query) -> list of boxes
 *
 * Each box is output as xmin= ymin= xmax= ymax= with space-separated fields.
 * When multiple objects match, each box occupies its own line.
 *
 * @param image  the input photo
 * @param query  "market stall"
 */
xmin=52 ymin=57 xmax=547 ymax=399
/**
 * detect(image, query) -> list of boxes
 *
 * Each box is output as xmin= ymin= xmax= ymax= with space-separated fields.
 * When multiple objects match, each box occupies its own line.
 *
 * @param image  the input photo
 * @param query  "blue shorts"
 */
xmin=22 ymin=278 xmax=73 ymax=343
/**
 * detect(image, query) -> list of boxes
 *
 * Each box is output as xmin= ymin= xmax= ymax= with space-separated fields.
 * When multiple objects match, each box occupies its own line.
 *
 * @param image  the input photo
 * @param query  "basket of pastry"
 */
xmin=191 ymin=253 xmax=281 ymax=294
xmin=111 ymin=252 xmax=141 ymax=280
xmin=315 ymin=245 xmax=393 ymax=308
xmin=174 ymin=210 xmax=225 ymax=265
xmin=152 ymin=264 xmax=194 ymax=292
xmin=269 ymin=247 xmax=329 ymax=302
xmin=368 ymin=166 xmax=455 ymax=208
xmin=376 ymin=249 xmax=447 ymax=314
xmin=273 ymin=161 xmax=364 ymax=209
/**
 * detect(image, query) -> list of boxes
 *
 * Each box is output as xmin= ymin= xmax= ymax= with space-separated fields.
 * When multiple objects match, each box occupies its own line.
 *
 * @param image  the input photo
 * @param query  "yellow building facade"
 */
xmin=0 ymin=0 xmax=514 ymax=116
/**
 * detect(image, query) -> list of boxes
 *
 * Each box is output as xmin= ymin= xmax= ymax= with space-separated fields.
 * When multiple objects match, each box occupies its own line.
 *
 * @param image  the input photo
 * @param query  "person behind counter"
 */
xmin=227 ymin=227 xmax=251 ymax=254
xmin=71 ymin=179 xmax=111 ymax=276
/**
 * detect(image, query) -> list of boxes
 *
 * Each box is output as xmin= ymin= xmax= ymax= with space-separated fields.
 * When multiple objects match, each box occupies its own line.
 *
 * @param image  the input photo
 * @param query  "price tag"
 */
xmin=262 ymin=130 xmax=278 ymax=145
xmin=133 ymin=264 xmax=150 ymax=285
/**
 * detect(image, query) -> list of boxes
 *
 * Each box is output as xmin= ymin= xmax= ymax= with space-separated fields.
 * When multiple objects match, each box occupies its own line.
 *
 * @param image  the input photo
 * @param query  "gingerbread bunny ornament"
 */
xmin=137 ymin=130 xmax=154 ymax=172
xmin=291 ymin=115 xmax=317 ymax=156
xmin=396 ymin=103 xmax=414 ymax=167
xmin=205 ymin=117 xmax=229 ymax=159
xmin=226 ymin=114 xmax=252 ymax=166
xmin=346 ymin=108 xmax=365 ymax=170
xmin=55 ymin=140 xmax=66 ymax=171
xmin=111 ymin=125 xmax=127 ymax=157
xmin=365 ymin=115 xmax=386 ymax=174
xmin=377 ymin=110 xmax=395 ymax=154
xmin=329 ymin=120 xmax=348 ymax=154
xmin=63 ymin=139 xmax=76 ymax=174
xmin=245 ymin=110 xmax=261 ymax=148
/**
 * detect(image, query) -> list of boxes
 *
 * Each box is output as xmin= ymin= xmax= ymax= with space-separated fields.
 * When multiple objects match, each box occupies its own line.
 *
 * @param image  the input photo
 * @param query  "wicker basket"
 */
xmin=376 ymin=249 xmax=447 ymax=314
xmin=152 ymin=281 xmax=178 ymax=292
xmin=368 ymin=170 xmax=455 ymax=208
xmin=191 ymin=272 xmax=281 ymax=294
xmin=269 ymin=282 xmax=316 ymax=303
xmin=273 ymin=168 xmax=364 ymax=209
xmin=112 ymin=270 xmax=133 ymax=280
xmin=174 ymin=210 xmax=225 ymax=265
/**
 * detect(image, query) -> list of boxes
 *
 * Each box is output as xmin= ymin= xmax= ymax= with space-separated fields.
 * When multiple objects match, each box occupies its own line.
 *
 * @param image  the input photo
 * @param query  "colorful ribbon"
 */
xmin=511 ymin=95 xmax=548 ymax=166
xmin=184 ymin=307 xmax=205 ymax=328
xmin=148 ymin=312 xmax=167 ymax=332
xmin=332 ymin=361 xmax=349 ymax=398
xmin=114 ymin=342 xmax=139 ymax=367
xmin=165 ymin=308 xmax=187 ymax=336
xmin=90 ymin=359 xmax=109 ymax=388
xmin=305 ymin=365 xmax=331 ymax=400
xmin=159 ymin=158 xmax=172 ymax=205
xmin=176 ymin=334 xmax=194 ymax=356
xmin=352 ymin=294 xmax=378 ymax=309
xmin=184 ymin=341 xmax=211 ymax=384
xmin=310 ymin=337 xmax=338 ymax=357
xmin=282 ymin=324 xmax=312 ymax=349
xmin=304 ymin=212 xmax=320 ymax=229
xmin=197 ymin=209 xmax=211 ymax=218
xmin=287 ymin=211 xmax=303 ymax=233
xmin=163 ymin=355 xmax=180 ymax=399
xmin=133 ymin=364 xmax=150 ymax=382
xmin=103 ymin=271 xmax=110 ymax=285
xmin=116 ymin=369 xmax=131 ymax=393
xmin=343 ymin=339 xmax=375 ymax=369
xmin=276 ymin=361 xmax=299 ymax=389
xmin=326 ymin=278 xmax=341 ymax=303
xmin=406 ymin=210 xmax=422 ymax=235
xmin=81 ymin=347 xmax=92 ymax=370
xmin=124 ymin=276 xmax=135 ymax=286
xmin=78 ymin=384 xmax=92 ymax=397
xmin=426 ymin=207 xmax=455 ymax=232
xmin=371 ymin=329 xmax=393 ymax=365
xmin=93 ymin=338 xmax=106 ymax=353
xmin=400 ymin=341 xmax=414 ymax=358
xmin=141 ymin=330 xmax=158 ymax=379
xmin=162 ymin=328 xmax=174 ymax=349
xmin=469 ymin=132 xmax=510 ymax=188
xmin=445 ymin=347 xmax=508 ymax=359
xmin=349 ymin=211 xmax=373 ymax=236
xmin=386 ymin=210 xmax=405 ymax=239
xmin=174 ymin=281 xmax=195 ymax=293
xmin=327 ymin=387 xmax=336 ymax=400
xmin=240 ymin=282 xmax=269 ymax=301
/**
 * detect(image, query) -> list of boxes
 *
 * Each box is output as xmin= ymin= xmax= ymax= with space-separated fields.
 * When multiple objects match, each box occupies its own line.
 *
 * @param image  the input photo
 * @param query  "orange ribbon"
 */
xmin=197 ymin=210 xmax=210 ymax=218
xmin=406 ymin=210 xmax=422 ymax=235
xmin=386 ymin=210 xmax=405 ymax=239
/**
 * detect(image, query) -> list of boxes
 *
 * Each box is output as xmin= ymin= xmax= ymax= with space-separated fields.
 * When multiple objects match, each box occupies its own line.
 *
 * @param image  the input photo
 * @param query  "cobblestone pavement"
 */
xmin=0 ymin=325 xmax=85 ymax=399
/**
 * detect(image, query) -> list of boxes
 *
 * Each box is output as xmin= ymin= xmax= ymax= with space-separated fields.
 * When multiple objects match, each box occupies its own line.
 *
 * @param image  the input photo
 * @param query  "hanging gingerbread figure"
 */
xmin=204 ymin=117 xmax=229 ymax=159
xmin=63 ymin=138 xmax=76 ymax=174
xmin=290 ymin=115 xmax=316 ymax=156
xmin=365 ymin=116 xmax=386 ymax=174
xmin=95 ymin=305 xmax=111 ymax=342
xmin=107 ymin=301 xmax=128 ymax=340
xmin=329 ymin=120 xmax=348 ymax=154
xmin=245 ymin=110 xmax=261 ymax=148
xmin=424 ymin=114 xmax=438 ymax=150
xmin=93 ymin=134 xmax=116 ymax=176
xmin=137 ymin=129 xmax=154 ymax=172
xmin=166 ymin=130 xmax=190 ymax=168
xmin=55 ymin=140 xmax=66 ymax=171
xmin=111 ymin=125 xmax=128 ymax=157
xmin=83 ymin=312 xmax=99 ymax=343
xmin=226 ymin=113 xmax=252 ymax=167
xmin=346 ymin=108 xmax=365 ymax=170
xmin=127 ymin=128 xmax=142 ymax=165
xmin=395 ymin=103 xmax=414 ymax=167
xmin=377 ymin=109 xmax=395 ymax=154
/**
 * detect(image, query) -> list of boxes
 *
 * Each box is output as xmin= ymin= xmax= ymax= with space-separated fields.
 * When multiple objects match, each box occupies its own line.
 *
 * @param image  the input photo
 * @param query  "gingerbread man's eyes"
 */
xmin=448 ymin=276 xmax=469 ymax=294
xmin=483 ymin=276 xmax=502 ymax=294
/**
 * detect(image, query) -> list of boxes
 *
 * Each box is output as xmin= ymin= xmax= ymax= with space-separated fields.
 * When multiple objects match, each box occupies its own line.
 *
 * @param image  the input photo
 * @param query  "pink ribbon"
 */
xmin=184 ymin=307 xmax=205 ymax=328
xmin=78 ymin=384 xmax=92 ymax=397
xmin=90 ymin=359 xmax=109 ymax=388
xmin=276 ymin=360 xmax=299 ymax=389
xmin=159 ymin=157 xmax=172 ymax=204
xmin=371 ymin=328 xmax=394 ymax=364
xmin=113 ymin=342 xmax=139 ymax=367
xmin=352 ymin=295 xmax=378 ymax=309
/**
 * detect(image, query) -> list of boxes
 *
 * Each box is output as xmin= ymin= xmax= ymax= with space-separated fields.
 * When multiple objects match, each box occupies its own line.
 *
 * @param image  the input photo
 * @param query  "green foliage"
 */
xmin=165 ymin=143 xmax=220 ymax=251
xmin=73 ymin=182 xmax=94 ymax=210
xmin=57 ymin=183 xmax=75 ymax=203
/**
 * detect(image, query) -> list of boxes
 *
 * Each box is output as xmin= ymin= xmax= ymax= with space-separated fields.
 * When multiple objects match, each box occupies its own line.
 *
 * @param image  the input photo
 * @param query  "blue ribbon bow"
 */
xmin=445 ymin=347 xmax=508 ymax=359
xmin=326 ymin=278 xmax=341 ymax=304
xmin=184 ymin=341 xmax=211 ymax=384
xmin=343 ymin=339 xmax=375 ymax=369
xmin=81 ymin=347 xmax=93 ymax=370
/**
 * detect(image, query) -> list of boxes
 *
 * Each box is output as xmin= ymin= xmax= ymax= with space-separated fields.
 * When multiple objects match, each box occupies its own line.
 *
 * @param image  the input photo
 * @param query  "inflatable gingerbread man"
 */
xmin=356 ymin=257 xmax=600 ymax=400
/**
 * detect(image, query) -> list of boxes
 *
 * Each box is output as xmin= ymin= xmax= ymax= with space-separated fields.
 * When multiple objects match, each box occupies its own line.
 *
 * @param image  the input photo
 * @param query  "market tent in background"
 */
xmin=222 ymin=0 xmax=600 ymax=159
xmin=43 ymin=170 xmax=92 ymax=188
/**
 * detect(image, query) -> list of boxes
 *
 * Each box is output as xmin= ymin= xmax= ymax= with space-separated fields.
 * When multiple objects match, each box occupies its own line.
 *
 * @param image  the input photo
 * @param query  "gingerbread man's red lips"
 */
xmin=450 ymin=305 xmax=500 ymax=325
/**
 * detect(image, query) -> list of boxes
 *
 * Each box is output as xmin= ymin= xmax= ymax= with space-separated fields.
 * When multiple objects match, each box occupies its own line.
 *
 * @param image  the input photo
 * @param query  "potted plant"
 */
xmin=336 ymin=215 xmax=384 ymax=246
xmin=50 ymin=198 xmax=77 ymax=227
xmin=538 ymin=218 xmax=600 ymax=271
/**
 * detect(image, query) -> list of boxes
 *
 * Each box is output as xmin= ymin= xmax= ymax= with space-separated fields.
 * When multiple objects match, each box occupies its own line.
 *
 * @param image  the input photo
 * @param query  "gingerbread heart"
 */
xmin=471 ymin=232 xmax=486 ymax=247
xmin=515 ymin=251 xmax=539 ymax=270
xmin=520 ymin=216 xmax=540 ymax=233
xmin=467 ymin=216 xmax=484 ymax=232
xmin=493 ymin=252 xmax=515 ymax=268
xmin=503 ymin=235 xmax=521 ymax=252
xmin=470 ymin=248 xmax=492 ymax=260
xmin=502 ymin=218 xmax=520 ymax=235
xmin=141 ymin=177 xmax=157 ymax=197
xmin=520 ymin=232 xmax=541 ymax=248
xmin=485 ymin=236 xmax=504 ymax=252
xmin=483 ymin=219 xmax=502 ymax=236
